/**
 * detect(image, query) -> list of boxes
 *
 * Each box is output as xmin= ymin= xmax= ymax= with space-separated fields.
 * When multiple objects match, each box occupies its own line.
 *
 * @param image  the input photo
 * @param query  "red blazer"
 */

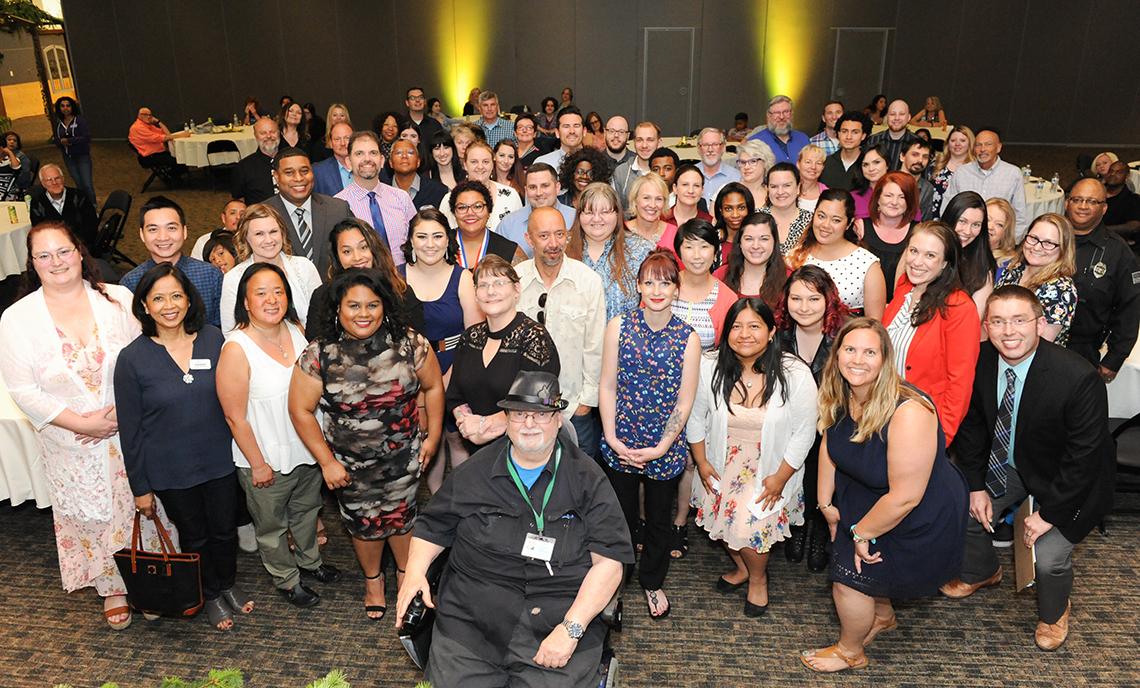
xmin=883 ymin=278 xmax=980 ymax=445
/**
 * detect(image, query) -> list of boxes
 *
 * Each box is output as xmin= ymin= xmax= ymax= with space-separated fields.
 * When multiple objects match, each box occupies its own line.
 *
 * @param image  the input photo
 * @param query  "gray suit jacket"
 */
xmin=266 ymin=192 xmax=353 ymax=282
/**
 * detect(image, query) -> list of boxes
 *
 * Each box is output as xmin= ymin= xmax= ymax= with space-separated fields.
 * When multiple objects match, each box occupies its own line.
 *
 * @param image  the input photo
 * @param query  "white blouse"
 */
xmin=219 ymin=255 xmax=322 ymax=334
xmin=439 ymin=180 xmax=522 ymax=235
xmin=804 ymin=246 xmax=880 ymax=312
xmin=886 ymin=291 xmax=919 ymax=377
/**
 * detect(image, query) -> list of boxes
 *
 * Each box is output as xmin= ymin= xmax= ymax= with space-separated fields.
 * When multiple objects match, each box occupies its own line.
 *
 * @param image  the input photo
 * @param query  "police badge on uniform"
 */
xmin=1093 ymin=262 xmax=1107 ymax=279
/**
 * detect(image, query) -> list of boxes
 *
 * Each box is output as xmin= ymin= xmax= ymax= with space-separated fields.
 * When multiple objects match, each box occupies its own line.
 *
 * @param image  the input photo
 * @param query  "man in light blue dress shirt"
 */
xmin=497 ymin=163 xmax=575 ymax=258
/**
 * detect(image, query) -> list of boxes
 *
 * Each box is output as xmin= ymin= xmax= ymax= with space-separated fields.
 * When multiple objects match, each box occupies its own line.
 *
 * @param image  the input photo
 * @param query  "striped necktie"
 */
xmin=985 ymin=368 xmax=1017 ymax=497
xmin=294 ymin=207 xmax=312 ymax=260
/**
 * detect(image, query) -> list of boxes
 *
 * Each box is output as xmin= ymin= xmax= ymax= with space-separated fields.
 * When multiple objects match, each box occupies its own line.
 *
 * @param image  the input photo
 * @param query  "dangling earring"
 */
xmin=410 ymin=248 xmax=417 ymax=264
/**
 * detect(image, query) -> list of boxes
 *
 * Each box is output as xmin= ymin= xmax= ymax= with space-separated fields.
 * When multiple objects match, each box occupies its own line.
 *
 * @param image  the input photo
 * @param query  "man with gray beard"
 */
xmin=231 ymin=117 xmax=281 ymax=204
xmin=746 ymin=95 xmax=811 ymax=165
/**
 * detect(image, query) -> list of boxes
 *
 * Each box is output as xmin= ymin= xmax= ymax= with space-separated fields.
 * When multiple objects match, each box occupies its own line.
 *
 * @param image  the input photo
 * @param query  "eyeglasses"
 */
xmin=698 ymin=142 xmax=723 ymax=149
xmin=737 ymin=157 xmax=761 ymax=168
xmin=456 ymin=202 xmax=487 ymax=213
xmin=515 ymin=125 xmax=535 ymax=133
xmin=407 ymin=95 xmax=425 ymax=101
xmin=604 ymin=128 xmax=629 ymax=135
xmin=507 ymin=410 xmax=557 ymax=424
xmin=574 ymin=168 xmax=594 ymax=179
xmin=537 ymin=292 xmax=547 ymax=325
xmin=581 ymin=208 xmax=616 ymax=218
xmin=986 ymin=317 xmax=1036 ymax=329
xmin=1023 ymin=234 xmax=1060 ymax=251
xmin=1068 ymin=197 xmax=1105 ymax=207
xmin=32 ymin=246 xmax=76 ymax=263
xmin=42 ymin=175 xmax=64 ymax=183
xmin=391 ymin=149 xmax=417 ymax=158
xmin=476 ymin=279 xmax=513 ymax=292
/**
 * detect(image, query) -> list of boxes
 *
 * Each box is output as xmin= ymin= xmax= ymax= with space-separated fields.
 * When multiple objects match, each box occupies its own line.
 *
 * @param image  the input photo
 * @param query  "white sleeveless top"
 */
xmin=225 ymin=321 xmax=315 ymax=474
xmin=804 ymin=246 xmax=880 ymax=312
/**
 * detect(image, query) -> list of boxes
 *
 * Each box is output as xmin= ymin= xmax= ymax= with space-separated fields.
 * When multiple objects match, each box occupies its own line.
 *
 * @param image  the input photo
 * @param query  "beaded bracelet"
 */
xmin=850 ymin=525 xmax=876 ymax=544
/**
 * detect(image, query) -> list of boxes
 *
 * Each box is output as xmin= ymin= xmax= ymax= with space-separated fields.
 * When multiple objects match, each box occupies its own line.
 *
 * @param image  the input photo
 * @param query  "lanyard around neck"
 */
xmin=507 ymin=444 xmax=561 ymax=534
xmin=459 ymin=230 xmax=490 ymax=269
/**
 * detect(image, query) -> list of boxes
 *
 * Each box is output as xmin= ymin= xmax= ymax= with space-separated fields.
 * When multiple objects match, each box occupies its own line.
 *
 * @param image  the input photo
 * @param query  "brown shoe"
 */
xmin=1035 ymin=602 xmax=1071 ymax=651
xmin=939 ymin=567 xmax=1002 ymax=598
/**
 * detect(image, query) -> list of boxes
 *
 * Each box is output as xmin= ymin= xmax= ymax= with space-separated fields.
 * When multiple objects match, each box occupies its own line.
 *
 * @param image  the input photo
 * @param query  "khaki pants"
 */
xmin=237 ymin=463 xmax=324 ymax=589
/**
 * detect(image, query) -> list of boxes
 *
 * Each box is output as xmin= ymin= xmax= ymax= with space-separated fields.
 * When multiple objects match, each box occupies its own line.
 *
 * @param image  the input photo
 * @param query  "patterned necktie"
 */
xmin=366 ymin=191 xmax=390 ymax=251
xmin=985 ymin=368 xmax=1017 ymax=497
xmin=294 ymin=207 xmax=312 ymax=260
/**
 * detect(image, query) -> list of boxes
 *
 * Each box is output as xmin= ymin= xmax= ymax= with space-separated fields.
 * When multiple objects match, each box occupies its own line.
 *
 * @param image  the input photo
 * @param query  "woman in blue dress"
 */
xmin=401 ymin=208 xmax=483 ymax=493
xmin=803 ymin=317 xmax=968 ymax=673
xmin=599 ymin=248 xmax=702 ymax=619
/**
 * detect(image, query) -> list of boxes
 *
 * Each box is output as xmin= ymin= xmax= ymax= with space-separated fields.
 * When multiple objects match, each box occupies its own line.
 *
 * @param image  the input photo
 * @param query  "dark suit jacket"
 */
xmin=312 ymin=155 xmax=348 ymax=197
xmin=265 ymin=193 xmax=353 ymax=281
xmin=955 ymin=340 xmax=1116 ymax=543
xmin=30 ymin=187 xmax=99 ymax=251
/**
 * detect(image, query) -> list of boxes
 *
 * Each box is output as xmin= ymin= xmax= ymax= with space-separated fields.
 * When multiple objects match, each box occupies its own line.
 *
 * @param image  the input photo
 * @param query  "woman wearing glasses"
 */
xmin=994 ymin=213 xmax=1077 ymax=345
xmin=558 ymin=146 xmax=614 ymax=209
xmin=448 ymin=180 xmax=526 ymax=269
xmin=736 ymin=139 xmax=775 ymax=208
xmin=446 ymin=255 xmax=560 ymax=452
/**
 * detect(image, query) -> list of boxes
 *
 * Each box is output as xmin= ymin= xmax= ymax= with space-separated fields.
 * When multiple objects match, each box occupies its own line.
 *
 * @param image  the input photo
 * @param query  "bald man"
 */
xmin=515 ymin=206 xmax=606 ymax=456
xmin=604 ymin=116 xmax=635 ymax=167
xmin=128 ymin=107 xmax=190 ymax=177
xmin=865 ymin=99 xmax=920 ymax=171
xmin=1065 ymin=178 xmax=1140 ymax=381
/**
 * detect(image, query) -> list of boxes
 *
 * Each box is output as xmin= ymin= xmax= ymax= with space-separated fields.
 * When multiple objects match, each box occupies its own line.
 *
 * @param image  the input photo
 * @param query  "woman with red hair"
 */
xmin=859 ymin=171 xmax=920 ymax=302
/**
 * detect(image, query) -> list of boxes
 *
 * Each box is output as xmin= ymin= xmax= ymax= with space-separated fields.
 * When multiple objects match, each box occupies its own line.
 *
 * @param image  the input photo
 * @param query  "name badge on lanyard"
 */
xmin=508 ymin=445 xmax=562 ymax=576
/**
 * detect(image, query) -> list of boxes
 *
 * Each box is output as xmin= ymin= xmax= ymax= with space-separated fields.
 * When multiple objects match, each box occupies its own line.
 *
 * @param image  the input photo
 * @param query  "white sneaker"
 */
xmin=237 ymin=523 xmax=258 ymax=553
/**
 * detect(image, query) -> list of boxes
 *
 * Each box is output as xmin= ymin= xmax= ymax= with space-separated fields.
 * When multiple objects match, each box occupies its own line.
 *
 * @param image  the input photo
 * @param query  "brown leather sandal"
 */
xmin=863 ymin=613 xmax=898 ymax=646
xmin=104 ymin=605 xmax=132 ymax=631
xmin=800 ymin=644 xmax=869 ymax=672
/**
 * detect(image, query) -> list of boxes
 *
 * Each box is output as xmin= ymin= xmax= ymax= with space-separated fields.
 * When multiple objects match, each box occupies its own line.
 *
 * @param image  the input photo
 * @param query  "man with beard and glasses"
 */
xmin=231 ymin=117 xmax=281 ymax=205
xmin=515 ymin=207 xmax=606 ymax=456
xmin=746 ymin=95 xmax=811 ymax=165
xmin=335 ymin=130 xmax=416 ymax=265
xmin=900 ymin=139 xmax=935 ymax=220
xmin=603 ymin=116 xmax=634 ymax=168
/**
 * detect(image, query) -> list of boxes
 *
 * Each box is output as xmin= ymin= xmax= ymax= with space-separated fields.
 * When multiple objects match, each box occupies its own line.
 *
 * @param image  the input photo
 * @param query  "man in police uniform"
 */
xmin=1064 ymin=178 xmax=1140 ymax=382
xmin=398 ymin=371 xmax=633 ymax=688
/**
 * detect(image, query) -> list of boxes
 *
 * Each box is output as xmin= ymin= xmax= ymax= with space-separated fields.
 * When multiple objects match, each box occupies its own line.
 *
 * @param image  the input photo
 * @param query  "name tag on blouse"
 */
xmin=189 ymin=359 xmax=212 ymax=370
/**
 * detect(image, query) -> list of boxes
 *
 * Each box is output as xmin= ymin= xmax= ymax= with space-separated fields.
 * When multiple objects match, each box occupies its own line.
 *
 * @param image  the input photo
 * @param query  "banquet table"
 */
xmin=658 ymin=136 xmax=738 ymax=166
xmin=1108 ymin=336 xmax=1140 ymax=420
xmin=0 ymin=200 xmax=32 ymax=281
xmin=1022 ymin=179 xmax=1065 ymax=219
xmin=871 ymin=123 xmax=952 ymax=141
xmin=169 ymin=128 xmax=257 ymax=168
xmin=0 ymin=369 xmax=49 ymax=508
xmin=1129 ymin=161 xmax=1140 ymax=192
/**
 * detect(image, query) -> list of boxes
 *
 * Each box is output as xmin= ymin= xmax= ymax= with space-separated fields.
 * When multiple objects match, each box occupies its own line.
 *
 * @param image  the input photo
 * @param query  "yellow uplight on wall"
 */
xmin=436 ymin=0 xmax=492 ymax=115
xmin=758 ymin=0 xmax=823 ymax=105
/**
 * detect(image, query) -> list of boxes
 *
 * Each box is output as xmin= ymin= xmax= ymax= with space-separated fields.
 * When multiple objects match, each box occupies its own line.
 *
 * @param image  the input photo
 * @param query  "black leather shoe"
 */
xmin=785 ymin=524 xmax=806 ymax=563
xmin=279 ymin=583 xmax=320 ymax=608
xmin=300 ymin=563 xmax=343 ymax=584
xmin=744 ymin=600 xmax=768 ymax=618
xmin=807 ymin=523 xmax=830 ymax=573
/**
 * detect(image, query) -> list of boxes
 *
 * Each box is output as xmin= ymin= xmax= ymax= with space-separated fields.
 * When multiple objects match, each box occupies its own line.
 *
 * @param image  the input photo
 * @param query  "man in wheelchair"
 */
xmin=397 ymin=371 xmax=633 ymax=687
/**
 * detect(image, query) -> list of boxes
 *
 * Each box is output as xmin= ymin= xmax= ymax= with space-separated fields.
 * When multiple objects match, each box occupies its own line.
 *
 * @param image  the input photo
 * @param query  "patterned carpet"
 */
xmin=1 ymin=484 xmax=1138 ymax=688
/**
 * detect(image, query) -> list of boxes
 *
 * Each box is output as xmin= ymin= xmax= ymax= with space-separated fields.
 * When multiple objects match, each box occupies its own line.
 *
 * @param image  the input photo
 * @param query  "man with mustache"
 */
xmin=231 ymin=117 xmax=281 ymax=205
xmin=746 ymin=95 xmax=810 ymax=165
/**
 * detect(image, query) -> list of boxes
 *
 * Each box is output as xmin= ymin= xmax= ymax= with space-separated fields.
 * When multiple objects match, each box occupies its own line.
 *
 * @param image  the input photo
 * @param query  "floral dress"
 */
xmin=995 ymin=262 xmax=1078 ymax=346
xmin=298 ymin=325 xmax=430 ymax=539
xmin=695 ymin=403 xmax=804 ymax=553
xmin=930 ymin=166 xmax=953 ymax=220
xmin=601 ymin=310 xmax=691 ymax=479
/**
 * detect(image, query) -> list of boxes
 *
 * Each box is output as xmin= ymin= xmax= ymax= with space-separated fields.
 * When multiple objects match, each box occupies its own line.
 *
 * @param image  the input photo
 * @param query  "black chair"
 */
xmin=206 ymin=139 xmax=241 ymax=191
xmin=129 ymin=141 xmax=180 ymax=193
xmin=94 ymin=190 xmax=135 ymax=268
xmin=1099 ymin=414 xmax=1140 ymax=535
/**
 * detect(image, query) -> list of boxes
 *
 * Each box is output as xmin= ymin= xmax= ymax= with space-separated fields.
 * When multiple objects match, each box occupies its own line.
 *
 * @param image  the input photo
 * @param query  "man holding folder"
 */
xmin=940 ymin=285 xmax=1116 ymax=650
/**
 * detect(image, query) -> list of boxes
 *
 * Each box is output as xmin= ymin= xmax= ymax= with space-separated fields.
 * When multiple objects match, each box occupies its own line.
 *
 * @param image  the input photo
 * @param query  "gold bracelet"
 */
xmin=818 ymin=503 xmax=833 ymax=511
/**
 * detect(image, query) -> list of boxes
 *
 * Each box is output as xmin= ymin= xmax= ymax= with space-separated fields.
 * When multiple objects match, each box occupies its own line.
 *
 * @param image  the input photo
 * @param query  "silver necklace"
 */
xmin=250 ymin=323 xmax=287 ymax=358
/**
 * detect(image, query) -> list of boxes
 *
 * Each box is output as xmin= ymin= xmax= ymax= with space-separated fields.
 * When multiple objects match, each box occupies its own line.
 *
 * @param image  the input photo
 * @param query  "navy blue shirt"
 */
xmin=114 ymin=326 xmax=234 ymax=495
xmin=120 ymin=255 xmax=224 ymax=328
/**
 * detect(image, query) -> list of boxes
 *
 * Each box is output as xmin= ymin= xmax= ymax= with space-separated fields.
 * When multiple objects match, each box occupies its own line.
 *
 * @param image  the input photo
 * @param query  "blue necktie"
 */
xmin=367 ymin=191 xmax=390 ymax=251
xmin=985 ymin=369 xmax=1017 ymax=497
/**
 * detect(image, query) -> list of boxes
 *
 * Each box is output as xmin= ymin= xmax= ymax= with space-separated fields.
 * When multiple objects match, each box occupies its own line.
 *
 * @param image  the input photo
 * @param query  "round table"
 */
xmin=0 ymin=201 xmax=32 ymax=281
xmin=1022 ymin=179 xmax=1065 ymax=220
xmin=871 ymin=123 xmax=952 ymax=141
xmin=1128 ymin=161 xmax=1140 ymax=193
xmin=1108 ymin=336 xmax=1140 ymax=419
xmin=0 ymin=368 xmax=49 ymax=508
xmin=169 ymin=129 xmax=258 ymax=168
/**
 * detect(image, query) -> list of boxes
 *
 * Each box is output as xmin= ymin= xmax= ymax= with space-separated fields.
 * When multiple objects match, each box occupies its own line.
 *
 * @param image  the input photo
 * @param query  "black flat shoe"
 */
xmin=744 ymin=600 xmax=768 ymax=618
xmin=807 ymin=524 xmax=830 ymax=573
xmin=279 ymin=583 xmax=321 ymax=608
xmin=785 ymin=524 xmax=806 ymax=563
xmin=300 ymin=563 xmax=343 ymax=584
xmin=716 ymin=576 xmax=747 ymax=594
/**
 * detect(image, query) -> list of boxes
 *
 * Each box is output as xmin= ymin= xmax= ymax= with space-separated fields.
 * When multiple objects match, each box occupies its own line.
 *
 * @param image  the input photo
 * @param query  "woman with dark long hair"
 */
xmin=428 ymin=131 xmax=464 ymax=190
xmin=863 ymin=94 xmax=888 ymax=125
xmin=276 ymin=102 xmax=311 ymax=157
xmin=850 ymin=145 xmax=891 ymax=220
xmin=714 ymin=212 xmax=788 ymax=306
xmin=53 ymin=96 xmax=96 ymax=205
xmin=492 ymin=139 xmax=525 ymax=196
xmin=881 ymin=222 xmax=980 ymax=445
xmin=712 ymin=182 xmax=756 ymax=255
xmin=941 ymin=191 xmax=997 ymax=319
xmin=689 ymin=298 xmax=819 ymax=617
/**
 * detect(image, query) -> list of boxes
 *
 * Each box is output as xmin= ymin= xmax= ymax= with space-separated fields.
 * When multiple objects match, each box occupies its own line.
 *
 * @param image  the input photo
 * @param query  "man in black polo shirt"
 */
xmin=819 ymin=112 xmax=870 ymax=191
xmin=1102 ymin=161 xmax=1140 ymax=243
xmin=231 ymin=117 xmax=280 ymax=205
xmin=399 ymin=371 xmax=632 ymax=688
xmin=1064 ymin=178 xmax=1140 ymax=382
xmin=406 ymin=86 xmax=443 ymax=145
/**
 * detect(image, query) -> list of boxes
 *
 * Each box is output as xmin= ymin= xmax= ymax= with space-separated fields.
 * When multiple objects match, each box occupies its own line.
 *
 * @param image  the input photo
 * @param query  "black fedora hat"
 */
xmin=497 ymin=371 xmax=569 ymax=413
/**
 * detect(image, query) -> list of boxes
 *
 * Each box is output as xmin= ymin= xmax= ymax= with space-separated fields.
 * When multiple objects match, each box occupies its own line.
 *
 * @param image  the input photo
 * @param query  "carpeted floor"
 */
xmin=1 ymin=486 xmax=1138 ymax=687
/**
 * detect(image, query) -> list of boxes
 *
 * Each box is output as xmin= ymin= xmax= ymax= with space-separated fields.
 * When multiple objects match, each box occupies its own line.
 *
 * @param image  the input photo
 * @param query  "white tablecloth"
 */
xmin=1128 ymin=161 xmax=1140 ymax=193
xmin=0 ymin=201 xmax=32 ymax=281
xmin=656 ymin=136 xmax=737 ymax=166
xmin=169 ymin=129 xmax=257 ymax=167
xmin=0 ymin=369 xmax=49 ymax=508
xmin=871 ymin=123 xmax=952 ymax=141
xmin=1022 ymin=180 xmax=1064 ymax=220
xmin=1108 ymin=336 xmax=1140 ymax=419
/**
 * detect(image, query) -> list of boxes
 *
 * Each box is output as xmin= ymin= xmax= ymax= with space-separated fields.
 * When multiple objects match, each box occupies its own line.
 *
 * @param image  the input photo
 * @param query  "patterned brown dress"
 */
xmin=298 ymin=325 xmax=430 ymax=540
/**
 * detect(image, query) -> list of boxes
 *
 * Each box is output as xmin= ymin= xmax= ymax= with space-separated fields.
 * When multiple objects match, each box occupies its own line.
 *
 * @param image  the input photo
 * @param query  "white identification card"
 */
xmin=709 ymin=478 xmax=721 ymax=493
xmin=522 ymin=532 xmax=556 ymax=561
xmin=189 ymin=359 xmax=212 ymax=370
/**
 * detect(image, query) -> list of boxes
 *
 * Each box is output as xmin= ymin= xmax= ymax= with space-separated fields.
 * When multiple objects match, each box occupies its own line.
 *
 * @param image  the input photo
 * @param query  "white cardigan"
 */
xmin=686 ymin=352 xmax=819 ymax=513
xmin=219 ymin=254 xmax=322 ymax=334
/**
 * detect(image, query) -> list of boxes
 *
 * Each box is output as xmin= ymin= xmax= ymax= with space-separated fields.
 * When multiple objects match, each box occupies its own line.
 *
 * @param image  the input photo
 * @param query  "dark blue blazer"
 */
xmin=313 ymin=156 xmax=348 ymax=197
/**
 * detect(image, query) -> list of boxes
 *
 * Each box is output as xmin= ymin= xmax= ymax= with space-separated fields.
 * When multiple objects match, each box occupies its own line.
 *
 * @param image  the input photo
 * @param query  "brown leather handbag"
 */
xmin=114 ymin=512 xmax=203 ymax=616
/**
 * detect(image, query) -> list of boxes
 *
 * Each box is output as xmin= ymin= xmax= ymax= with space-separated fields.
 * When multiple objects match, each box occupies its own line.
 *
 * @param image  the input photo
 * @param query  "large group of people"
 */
xmin=3 ymin=86 xmax=1137 ymax=686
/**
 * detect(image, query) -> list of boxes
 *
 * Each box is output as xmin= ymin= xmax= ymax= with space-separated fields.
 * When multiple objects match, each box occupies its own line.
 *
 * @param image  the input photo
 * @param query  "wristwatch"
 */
xmin=561 ymin=619 xmax=584 ymax=640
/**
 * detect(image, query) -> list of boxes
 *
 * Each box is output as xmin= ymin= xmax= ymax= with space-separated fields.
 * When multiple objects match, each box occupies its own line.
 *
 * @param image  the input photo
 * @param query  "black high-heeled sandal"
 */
xmin=669 ymin=523 xmax=688 ymax=559
xmin=364 ymin=571 xmax=386 ymax=621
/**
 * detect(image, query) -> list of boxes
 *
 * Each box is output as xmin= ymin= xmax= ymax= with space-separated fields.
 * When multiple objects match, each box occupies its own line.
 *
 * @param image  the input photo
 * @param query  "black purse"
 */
xmin=114 ymin=512 xmax=204 ymax=617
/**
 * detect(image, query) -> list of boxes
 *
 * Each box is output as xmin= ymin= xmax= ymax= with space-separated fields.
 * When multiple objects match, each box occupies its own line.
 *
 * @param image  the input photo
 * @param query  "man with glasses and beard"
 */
xmin=746 ymin=95 xmax=811 ymax=164
xmin=397 ymin=370 xmax=632 ymax=688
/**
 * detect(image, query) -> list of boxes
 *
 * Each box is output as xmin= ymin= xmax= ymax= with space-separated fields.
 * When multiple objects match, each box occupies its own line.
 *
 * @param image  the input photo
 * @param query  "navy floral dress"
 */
xmin=601 ymin=310 xmax=691 ymax=479
xmin=298 ymin=325 xmax=430 ymax=539
xmin=995 ymin=262 xmax=1077 ymax=346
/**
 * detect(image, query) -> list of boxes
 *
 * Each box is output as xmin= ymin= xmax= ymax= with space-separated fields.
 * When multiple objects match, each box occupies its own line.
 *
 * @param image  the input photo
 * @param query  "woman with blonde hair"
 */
xmin=909 ymin=97 xmax=946 ymax=127
xmin=801 ymin=317 xmax=967 ymax=673
xmin=219 ymin=203 xmax=322 ymax=333
xmin=994 ymin=213 xmax=1077 ymax=345
xmin=929 ymin=126 xmax=976 ymax=219
xmin=985 ymin=198 xmax=1018 ymax=278
xmin=626 ymin=172 xmax=674 ymax=246
xmin=736 ymin=139 xmax=775 ymax=208
xmin=326 ymin=103 xmax=351 ymax=129
xmin=797 ymin=144 xmax=829 ymax=213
